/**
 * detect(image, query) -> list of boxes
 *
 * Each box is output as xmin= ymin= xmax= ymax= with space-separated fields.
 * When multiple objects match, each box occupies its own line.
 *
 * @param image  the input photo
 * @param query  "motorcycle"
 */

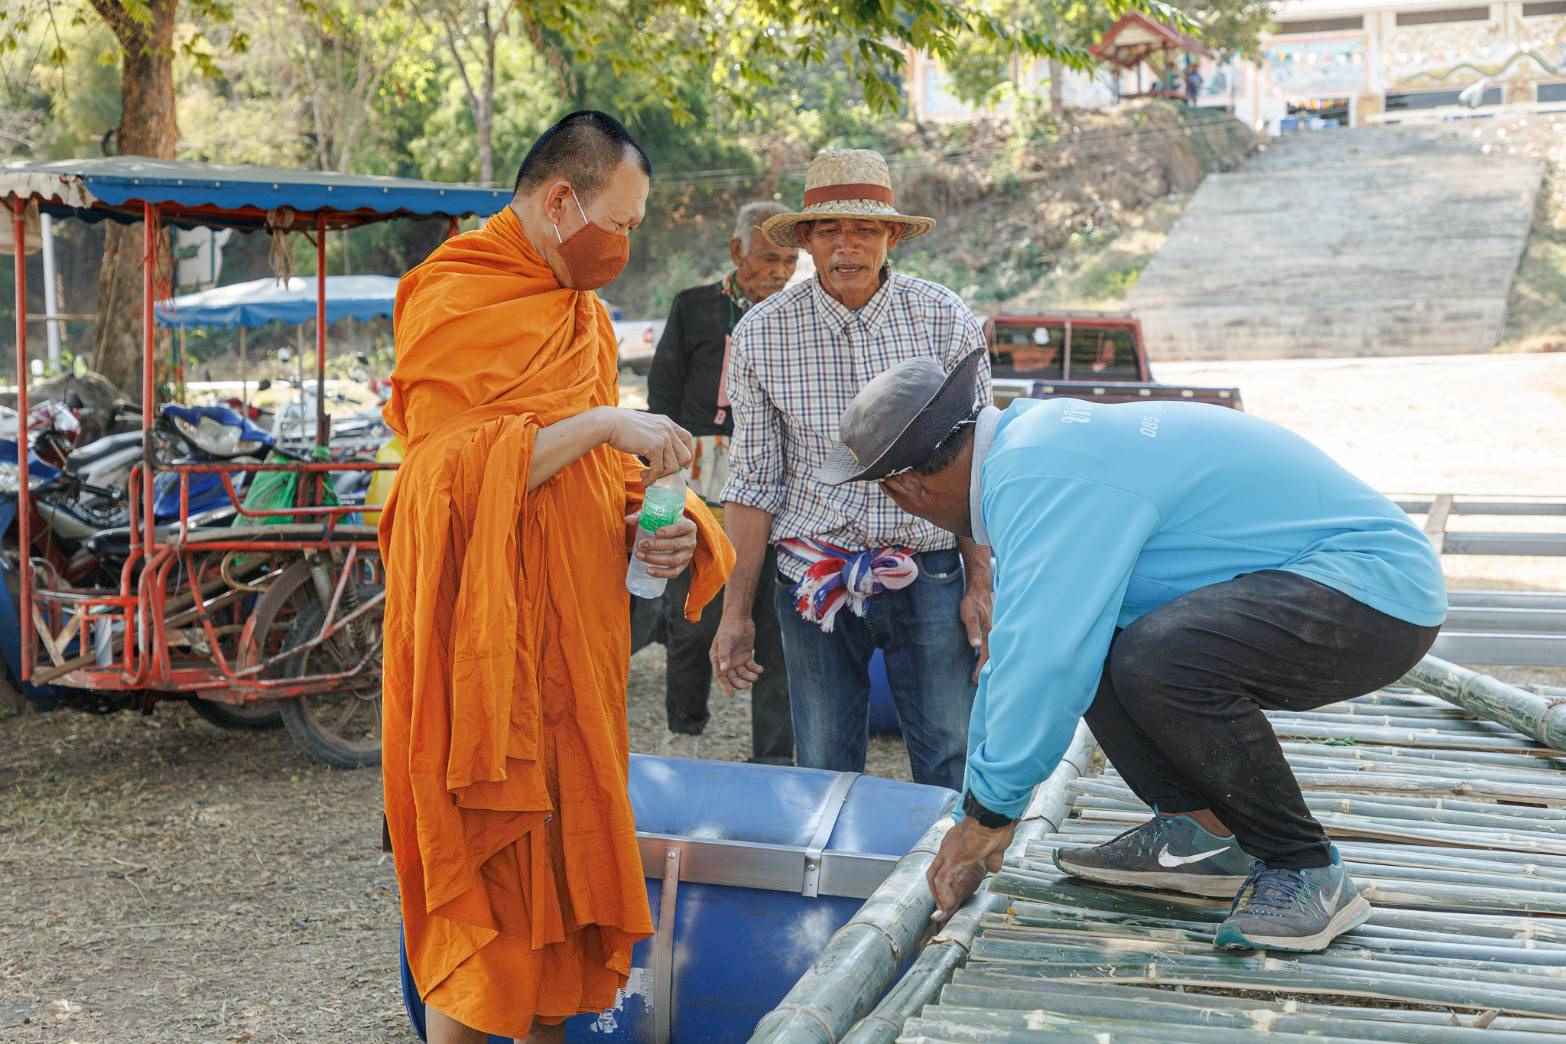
xmin=77 ymin=404 xmax=280 ymax=568
xmin=0 ymin=404 xmax=287 ymax=723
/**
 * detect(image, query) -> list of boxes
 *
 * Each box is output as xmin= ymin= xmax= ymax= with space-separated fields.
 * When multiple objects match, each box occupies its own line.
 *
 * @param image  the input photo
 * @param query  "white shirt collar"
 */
xmin=969 ymin=405 xmax=1001 ymax=547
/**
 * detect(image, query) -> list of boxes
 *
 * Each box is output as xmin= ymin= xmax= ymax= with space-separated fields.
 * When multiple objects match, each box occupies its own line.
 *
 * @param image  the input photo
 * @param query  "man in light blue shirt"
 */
xmin=817 ymin=352 xmax=1445 ymax=954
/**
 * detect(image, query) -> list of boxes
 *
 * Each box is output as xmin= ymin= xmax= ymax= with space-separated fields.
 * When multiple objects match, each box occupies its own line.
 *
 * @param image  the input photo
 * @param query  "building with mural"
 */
xmin=906 ymin=1 xmax=1566 ymax=130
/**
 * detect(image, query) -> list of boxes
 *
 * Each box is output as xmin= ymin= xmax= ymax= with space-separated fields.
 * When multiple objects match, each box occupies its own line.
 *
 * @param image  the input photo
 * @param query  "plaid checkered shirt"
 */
xmin=722 ymin=271 xmax=992 ymax=582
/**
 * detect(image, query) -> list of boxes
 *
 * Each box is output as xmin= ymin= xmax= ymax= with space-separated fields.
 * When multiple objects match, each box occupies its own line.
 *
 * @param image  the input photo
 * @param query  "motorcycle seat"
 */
xmin=66 ymin=431 xmax=142 ymax=471
xmin=84 ymin=506 xmax=239 ymax=558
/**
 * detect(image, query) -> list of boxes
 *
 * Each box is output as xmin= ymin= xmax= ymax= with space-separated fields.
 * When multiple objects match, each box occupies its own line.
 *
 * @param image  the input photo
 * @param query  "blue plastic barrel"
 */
xmin=868 ymin=650 xmax=899 ymax=735
xmin=399 ymin=754 xmax=955 ymax=1043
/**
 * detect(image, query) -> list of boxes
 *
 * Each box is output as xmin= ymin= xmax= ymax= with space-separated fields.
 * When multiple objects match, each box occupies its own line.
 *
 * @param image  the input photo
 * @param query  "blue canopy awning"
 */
xmin=1 ymin=156 xmax=510 ymax=230
xmin=155 ymin=275 xmax=399 ymax=329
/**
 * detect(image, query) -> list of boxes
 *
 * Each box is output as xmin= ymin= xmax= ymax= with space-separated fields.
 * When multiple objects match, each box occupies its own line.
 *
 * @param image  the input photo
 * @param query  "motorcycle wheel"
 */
xmin=276 ymin=585 xmax=383 ymax=770
xmin=188 ymin=697 xmax=284 ymax=731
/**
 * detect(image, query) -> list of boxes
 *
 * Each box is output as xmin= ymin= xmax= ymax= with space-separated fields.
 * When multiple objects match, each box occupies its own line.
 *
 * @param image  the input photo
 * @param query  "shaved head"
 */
xmin=513 ymin=110 xmax=652 ymax=203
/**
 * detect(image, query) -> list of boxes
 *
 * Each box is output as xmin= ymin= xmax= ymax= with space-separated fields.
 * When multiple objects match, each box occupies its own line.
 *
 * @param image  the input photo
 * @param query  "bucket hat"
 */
xmin=816 ymin=349 xmax=984 ymax=485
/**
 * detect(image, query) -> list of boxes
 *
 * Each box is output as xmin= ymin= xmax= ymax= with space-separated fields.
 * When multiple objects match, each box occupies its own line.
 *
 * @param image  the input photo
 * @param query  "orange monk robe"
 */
xmin=378 ymin=206 xmax=734 ymax=1038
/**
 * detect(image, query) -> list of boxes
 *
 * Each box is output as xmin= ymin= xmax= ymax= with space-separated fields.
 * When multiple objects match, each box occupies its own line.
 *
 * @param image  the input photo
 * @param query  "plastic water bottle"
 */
xmin=626 ymin=470 xmax=687 ymax=599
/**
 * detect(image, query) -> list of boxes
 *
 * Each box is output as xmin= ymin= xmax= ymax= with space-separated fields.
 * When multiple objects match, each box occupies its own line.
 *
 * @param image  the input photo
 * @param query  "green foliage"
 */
xmin=1 ymin=0 xmax=1261 ymax=353
xmin=2 ymin=14 xmax=121 ymax=157
xmin=940 ymin=0 xmax=1271 ymax=106
xmin=898 ymin=232 xmax=1052 ymax=308
xmin=1078 ymin=258 xmax=1147 ymax=299
xmin=402 ymin=34 xmax=559 ymax=185
xmin=1180 ymin=0 xmax=1275 ymax=61
xmin=175 ymin=19 xmax=309 ymax=166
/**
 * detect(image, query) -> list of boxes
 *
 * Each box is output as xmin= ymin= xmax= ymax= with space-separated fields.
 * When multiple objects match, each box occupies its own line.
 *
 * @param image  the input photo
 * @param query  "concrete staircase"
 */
xmin=1127 ymin=125 xmax=1544 ymax=360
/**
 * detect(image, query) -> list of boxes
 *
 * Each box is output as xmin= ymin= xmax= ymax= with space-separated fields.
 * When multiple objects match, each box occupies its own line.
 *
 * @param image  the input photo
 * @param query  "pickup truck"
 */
xmin=986 ymin=310 xmax=1242 ymax=410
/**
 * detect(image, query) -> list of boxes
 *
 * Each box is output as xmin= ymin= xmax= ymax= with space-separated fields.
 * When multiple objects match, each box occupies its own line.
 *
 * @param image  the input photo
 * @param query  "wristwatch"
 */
xmin=962 ymin=791 xmax=1016 ymax=829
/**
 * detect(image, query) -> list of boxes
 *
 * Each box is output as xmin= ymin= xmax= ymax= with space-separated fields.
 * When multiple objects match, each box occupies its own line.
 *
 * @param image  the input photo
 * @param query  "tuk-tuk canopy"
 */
xmin=0 ymin=156 xmax=510 ymax=230
xmin=155 ymin=275 xmax=398 ymax=329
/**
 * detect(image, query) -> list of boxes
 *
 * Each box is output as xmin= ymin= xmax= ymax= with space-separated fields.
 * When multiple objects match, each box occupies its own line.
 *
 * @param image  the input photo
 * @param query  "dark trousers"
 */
xmin=663 ymin=545 xmax=793 ymax=764
xmin=1087 ymin=570 xmax=1440 ymax=869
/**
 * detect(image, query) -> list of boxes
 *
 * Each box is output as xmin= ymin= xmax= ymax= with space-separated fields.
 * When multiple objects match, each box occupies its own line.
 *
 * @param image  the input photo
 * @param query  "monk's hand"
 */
xmin=927 ymin=815 xmax=1014 ymax=924
xmin=626 ymin=513 xmax=698 ymax=578
xmin=603 ymin=408 xmax=694 ymax=481
xmin=710 ymin=615 xmax=763 ymax=695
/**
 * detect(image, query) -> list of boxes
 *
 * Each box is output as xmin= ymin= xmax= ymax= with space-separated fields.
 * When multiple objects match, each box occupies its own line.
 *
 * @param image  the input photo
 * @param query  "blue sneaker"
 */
xmin=1052 ymin=814 xmax=1256 ymax=898
xmin=1214 ymin=848 xmax=1371 ymax=953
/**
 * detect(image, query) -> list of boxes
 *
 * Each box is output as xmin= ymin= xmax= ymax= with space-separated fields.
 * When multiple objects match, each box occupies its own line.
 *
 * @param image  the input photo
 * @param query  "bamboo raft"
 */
xmin=752 ymin=658 xmax=1566 ymax=1043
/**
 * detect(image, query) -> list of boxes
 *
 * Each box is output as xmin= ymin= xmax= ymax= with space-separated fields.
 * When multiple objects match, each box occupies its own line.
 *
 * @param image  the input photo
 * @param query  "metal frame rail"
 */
xmin=1404 ymin=496 xmax=1566 ymax=668
xmin=846 ymin=669 xmax=1566 ymax=1043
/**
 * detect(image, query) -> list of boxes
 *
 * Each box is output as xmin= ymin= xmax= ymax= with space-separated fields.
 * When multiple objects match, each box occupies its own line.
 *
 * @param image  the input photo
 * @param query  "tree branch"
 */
xmin=85 ymin=0 xmax=145 ymax=50
xmin=437 ymin=6 xmax=482 ymax=113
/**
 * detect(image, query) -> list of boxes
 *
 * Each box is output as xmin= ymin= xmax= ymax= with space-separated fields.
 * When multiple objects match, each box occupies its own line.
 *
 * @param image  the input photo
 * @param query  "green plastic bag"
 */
xmin=234 ymin=450 xmax=341 ymax=527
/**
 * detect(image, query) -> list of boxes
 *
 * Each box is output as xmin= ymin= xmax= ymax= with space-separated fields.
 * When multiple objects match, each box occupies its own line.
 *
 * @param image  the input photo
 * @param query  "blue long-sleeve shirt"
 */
xmin=962 ymin=398 xmax=1447 ymax=819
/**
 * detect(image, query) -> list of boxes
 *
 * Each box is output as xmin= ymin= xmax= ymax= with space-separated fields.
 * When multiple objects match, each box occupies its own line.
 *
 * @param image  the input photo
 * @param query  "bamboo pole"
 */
xmin=810 ymin=667 xmax=1566 ymax=1043
xmin=746 ymin=818 xmax=952 ymax=1043
xmin=750 ymin=726 xmax=1094 ymax=1044
xmin=999 ymin=902 xmax=1566 ymax=959
xmin=1016 ymin=852 xmax=1566 ymax=917
xmin=920 ymin=994 xmax=1563 ymax=1043
xmin=1279 ymin=701 xmax=1472 ymax=720
xmin=958 ymin=944 xmax=1566 ymax=1017
xmin=1283 ymin=764 xmax=1566 ymax=798
xmin=1404 ymin=655 xmax=1566 ymax=752
xmin=989 ymin=864 xmax=1566 ymax=939
xmin=985 ymin=913 xmax=1566 ymax=966
xmin=1280 ymin=740 xmax=1566 ymax=773
xmin=969 ymin=934 xmax=1566 ymax=987
xmin=1064 ymin=805 xmax=1566 ymax=856
xmin=1069 ymin=784 xmax=1566 ymax=833
xmin=1092 ymin=775 xmax=1566 ymax=809
xmin=1279 ymin=748 xmax=1566 ymax=778
xmin=1273 ymin=713 xmax=1522 ymax=739
xmin=1000 ymin=890 xmax=1566 ymax=945
xmin=904 ymin=1010 xmax=1416 ymax=1043
xmin=837 ymin=725 xmax=1094 ymax=1044
xmin=987 ymin=905 xmax=1566 ymax=966
xmin=1265 ymin=718 xmax=1544 ymax=753
xmin=947 ymin=974 xmax=1566 ymax=1035
xmin=1074 ymin=775 xmax=1566 ymax=815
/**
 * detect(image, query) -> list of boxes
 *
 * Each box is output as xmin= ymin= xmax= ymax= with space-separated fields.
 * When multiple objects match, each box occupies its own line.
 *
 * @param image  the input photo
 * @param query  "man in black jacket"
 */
xmin=646 ymin=200 xmax=798 ymax=762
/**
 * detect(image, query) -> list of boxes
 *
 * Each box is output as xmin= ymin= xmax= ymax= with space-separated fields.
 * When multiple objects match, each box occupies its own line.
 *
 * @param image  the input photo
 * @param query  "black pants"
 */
xmin=1086 ymin=570 xmax=1440 ymax=869
xmin=662 ymin=545 xmax=793 ymax=764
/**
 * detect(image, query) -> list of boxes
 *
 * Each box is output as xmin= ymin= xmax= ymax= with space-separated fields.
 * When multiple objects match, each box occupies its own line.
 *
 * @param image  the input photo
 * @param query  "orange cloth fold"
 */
xmin=378 ymin=205 xmax=733 ymax=1038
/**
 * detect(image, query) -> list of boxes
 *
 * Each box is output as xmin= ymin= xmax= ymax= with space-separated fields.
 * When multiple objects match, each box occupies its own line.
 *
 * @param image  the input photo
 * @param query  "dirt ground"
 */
xmin=3 ymin=352 xmax=1564 ymax=1044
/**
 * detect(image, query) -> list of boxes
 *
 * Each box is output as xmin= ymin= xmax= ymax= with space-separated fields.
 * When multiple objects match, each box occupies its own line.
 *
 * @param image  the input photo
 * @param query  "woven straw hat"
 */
xmin=761 ymin=149 xmax=936 ymax=248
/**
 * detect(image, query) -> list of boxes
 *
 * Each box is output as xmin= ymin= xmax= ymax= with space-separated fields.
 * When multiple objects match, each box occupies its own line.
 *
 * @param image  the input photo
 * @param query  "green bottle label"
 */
xmin=638 ymin=487 xmax=684 ymax=533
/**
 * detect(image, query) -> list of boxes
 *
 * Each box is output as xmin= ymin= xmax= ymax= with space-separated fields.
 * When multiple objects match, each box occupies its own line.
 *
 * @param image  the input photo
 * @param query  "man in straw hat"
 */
xmin=820 ymin=355 xmax=1446 ymax=954
xmin=645 ymin=200 xmax=799 ymax=763
xmin=710 ymin=148 xmax=993 ymax=790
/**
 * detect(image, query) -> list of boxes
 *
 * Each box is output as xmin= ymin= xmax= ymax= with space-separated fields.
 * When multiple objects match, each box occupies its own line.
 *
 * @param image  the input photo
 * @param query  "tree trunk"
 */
xmin=477 ymin=103 xmax=495 ymax=186
xmin=1048 ymin=58 xmax=1065 ymax=112
xmin=89 ymin=0 xmax=179 ymax=404
xmin=479 ymin=24 xmax=497 ymax=185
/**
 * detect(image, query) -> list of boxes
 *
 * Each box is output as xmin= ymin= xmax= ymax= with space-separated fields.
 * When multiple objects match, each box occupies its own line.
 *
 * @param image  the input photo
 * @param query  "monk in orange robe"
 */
xmin=379 ymin=111 xmax=734 ymax=1044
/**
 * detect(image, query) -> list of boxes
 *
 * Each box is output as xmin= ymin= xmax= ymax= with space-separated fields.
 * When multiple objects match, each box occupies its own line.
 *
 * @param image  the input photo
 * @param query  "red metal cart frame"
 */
xmin=5 ymin=158 xmax=504 ymax=764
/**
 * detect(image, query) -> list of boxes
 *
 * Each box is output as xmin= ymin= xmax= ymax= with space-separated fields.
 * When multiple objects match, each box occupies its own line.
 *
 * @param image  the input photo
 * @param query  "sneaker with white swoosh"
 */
xmin=1051 ymin=814 xmax=1256 ymax=897
xmin=1215 ymin=847 xmax=1371 ymax=953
